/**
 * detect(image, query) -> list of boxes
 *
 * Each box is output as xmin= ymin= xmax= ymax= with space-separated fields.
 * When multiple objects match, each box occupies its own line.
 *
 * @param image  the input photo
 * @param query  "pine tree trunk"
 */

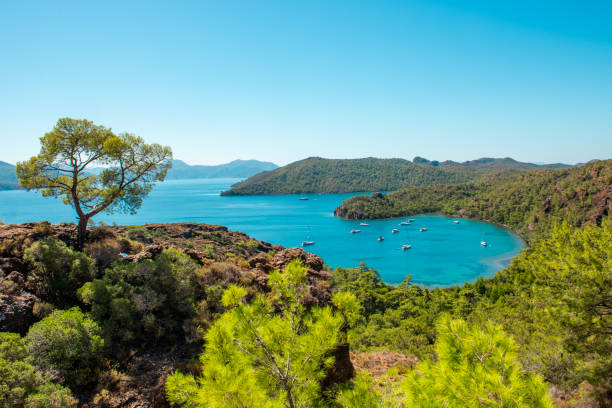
xmin=77 ymin=216 xmax=88 ymax=250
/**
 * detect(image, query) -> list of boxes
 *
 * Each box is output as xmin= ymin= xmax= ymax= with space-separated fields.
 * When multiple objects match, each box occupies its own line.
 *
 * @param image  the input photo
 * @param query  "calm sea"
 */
xmin=0 ymin=178 xmax=524 ymax=286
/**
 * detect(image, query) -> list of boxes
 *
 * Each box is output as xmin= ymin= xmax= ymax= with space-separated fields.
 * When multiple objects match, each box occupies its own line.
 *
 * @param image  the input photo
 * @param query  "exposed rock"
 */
xmin=124 ymin=244 xmax=165 ymax=263
xmin=0 ymin=291 xmax=39 ymax=334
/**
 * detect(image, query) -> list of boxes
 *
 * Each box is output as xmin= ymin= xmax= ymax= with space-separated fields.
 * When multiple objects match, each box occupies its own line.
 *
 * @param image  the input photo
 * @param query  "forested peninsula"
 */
xmin=335 ymin=159 xmax=611 ymax=242
xmin=221 ymin=156 xmax=573 ymax=195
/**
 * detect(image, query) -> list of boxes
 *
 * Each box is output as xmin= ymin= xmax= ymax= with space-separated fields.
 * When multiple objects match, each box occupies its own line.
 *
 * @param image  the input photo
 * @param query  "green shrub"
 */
xmin=0 ymin=333 xmax=76 ymax=408
xmin=85 ymin=239 xmax=121 ymax=269
xmin=78 ymin=249 xmax=206 ymax=346
xmin=24 ymin=238 xmax=95 ymax=302
xmin=26 ymin=307 xmax=103 ymax=388
xmin=401 ymin=317 xmax=553 ymax=407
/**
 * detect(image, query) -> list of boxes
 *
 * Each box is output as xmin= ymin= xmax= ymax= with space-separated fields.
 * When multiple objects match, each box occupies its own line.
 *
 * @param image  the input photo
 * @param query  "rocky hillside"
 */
xmin=0 ymin=221 xmax=347 ymax=407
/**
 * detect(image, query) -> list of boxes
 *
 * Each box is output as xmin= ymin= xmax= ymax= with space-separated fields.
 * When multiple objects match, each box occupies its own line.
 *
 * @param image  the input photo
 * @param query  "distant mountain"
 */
xmin=222 ymin=156 xmax=576 ymax=196
xmin=0 ymin=159 xmax=278 ymax=190
xmin=166 ymin=159 xmax=278 ymax=179
xmin=0 ymin=161 xmax=19 ymax=190
xmin=433 ymin=157 xmax=573 ymax=170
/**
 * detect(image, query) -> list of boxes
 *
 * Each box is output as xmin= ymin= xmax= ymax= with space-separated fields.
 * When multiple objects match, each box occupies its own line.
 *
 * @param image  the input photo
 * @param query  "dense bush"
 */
xmin=0 ymin=332 xmax=76 ymax=407
xmin=24 ymin=238 xmax=96 ymax=302
xmin=25 ymin=308 xmax=104 ymax=389
xmin=78 ymin=248 xmax=212 ymax=346
xmin=84 ymin=238 xmax=122 ymax=269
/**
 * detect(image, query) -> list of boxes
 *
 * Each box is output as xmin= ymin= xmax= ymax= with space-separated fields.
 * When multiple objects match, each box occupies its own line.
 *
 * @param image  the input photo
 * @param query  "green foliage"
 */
xmin=78 ymin=248 xmax=207 ymax=345
xmin=0 ymin=333 xmax=76 ymax=408
xmin=24 ymin=238 xmax=95 ymax=302
xmin=337 ymin=160 xmax=611 ymax=242
xmin=479 ymin=221 xmax=612 ymax=388
xmin=25 ymin=307 xmax=103 ymax=388
xmin=335 ymin=221 xmax=612 ymax=398
xmin=166 ymin=260 xmax=359 ymax=408
xmin=336 ymin=374 xmax=385 ymax=408
xmin=16 ymin=118 xmax=172 ymax=246
xmin=401 ymin=317 xmax=553 ymax=407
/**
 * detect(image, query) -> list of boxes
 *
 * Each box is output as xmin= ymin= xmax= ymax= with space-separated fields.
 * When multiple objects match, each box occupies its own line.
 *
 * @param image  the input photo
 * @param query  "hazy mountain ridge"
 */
xmin=165 ymin=159 xmax=278 ymax=179
xmin=0 ymin=161 xmax=19 ymax=190
xmin=0 ymin=159 xmax=279 ymax=190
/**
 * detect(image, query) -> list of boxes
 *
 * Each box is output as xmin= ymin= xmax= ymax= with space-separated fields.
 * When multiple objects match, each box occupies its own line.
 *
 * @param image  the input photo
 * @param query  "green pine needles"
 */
xmin=401 ymin=316 xmax=553 ymax=407
xmin=166 ymin=259 xmax=359 ymax=408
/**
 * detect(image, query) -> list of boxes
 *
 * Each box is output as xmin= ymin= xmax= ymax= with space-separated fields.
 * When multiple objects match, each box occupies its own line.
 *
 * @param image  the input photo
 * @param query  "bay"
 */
xmin=0 ymin=178 xmax=524 ymax=286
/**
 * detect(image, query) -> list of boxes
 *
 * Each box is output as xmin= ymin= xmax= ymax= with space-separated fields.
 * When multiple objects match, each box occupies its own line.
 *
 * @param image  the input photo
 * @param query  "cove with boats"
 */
xmin=0 ymin=178 xmax=524 ymax=286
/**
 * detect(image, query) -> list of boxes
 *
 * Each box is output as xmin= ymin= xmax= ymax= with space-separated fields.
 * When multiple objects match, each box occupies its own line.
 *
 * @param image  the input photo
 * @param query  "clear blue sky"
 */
xmin=1 ymin=0 xmax=610 ymax=166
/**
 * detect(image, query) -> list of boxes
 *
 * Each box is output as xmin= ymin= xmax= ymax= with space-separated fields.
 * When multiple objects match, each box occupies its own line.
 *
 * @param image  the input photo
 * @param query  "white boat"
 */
xmin=481 ymin=241 xmax=487 ymax=247
xmin=392 ymin=228 xmax=400 ymax=233
xmin=420 ymin=227 xmax=427 ymax=232
xmin=360 ymin=222 xmax=369 ymax=226
xmin=402 ymin=244 xmax=412 ymax=250
xmin=377 ymin=236 xmax=384 ymax=241
xmin=454 ymin=220 xmax=459 ymax=224
xmin=399 ymin=221 xmax=409 ymax=226
xmin=409 ymin=219 xmax=416 ymax=222
xmin=302 ymin=241 xmax=315 ymax=246
xmin=350 ymin=229 xmax=361 ymax=234
xmin=299 ymin=197 xmax=309 ymax=201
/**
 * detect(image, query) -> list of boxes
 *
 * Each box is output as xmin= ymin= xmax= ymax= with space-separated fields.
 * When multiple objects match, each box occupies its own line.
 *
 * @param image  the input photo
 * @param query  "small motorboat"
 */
xmin=392 ymin=228 xmax=400 ymax=233
xmin=399 ymin=221 xmax=409 ymax=226
xmin=360 ymin=222 xmax=369 ymax=226
xmin=409 ymin=219 xmax=416 ymax=222
xmin=481 ymin=241 xmax=488 ymax=247
xmin=350 ymin=229 xmax=361 ymax=234
xmin=402 ymin=244 xmax=412 ymax=250
xmin=454 ymin=220 xmax=459 ymax=224
xmin=377 ymin=236 xmax=384 ymax=241
xmin=302 ymin=241 xmax=315 ymax=246
xmin=420 ymin=227 xmax=427 ymax=232
xmin=299 ymin=197 xmax=309 ymax=201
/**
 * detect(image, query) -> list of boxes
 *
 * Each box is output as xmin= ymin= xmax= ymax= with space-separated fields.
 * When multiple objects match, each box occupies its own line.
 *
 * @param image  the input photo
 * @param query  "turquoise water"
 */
xmin=0 ymin=178 xmax=524 ymax=286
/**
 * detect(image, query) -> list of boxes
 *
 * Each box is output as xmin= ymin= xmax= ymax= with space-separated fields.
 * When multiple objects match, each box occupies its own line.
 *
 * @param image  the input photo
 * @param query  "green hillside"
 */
xmin=222 ymin=157 xmax=490 ymax=195
xmin=222 ymin=156 xmax=573 ymax=195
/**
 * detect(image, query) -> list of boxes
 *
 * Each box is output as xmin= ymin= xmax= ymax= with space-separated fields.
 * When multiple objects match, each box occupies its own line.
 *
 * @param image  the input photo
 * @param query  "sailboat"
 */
xmin=302 ymin=227 xmax=315 ymax=246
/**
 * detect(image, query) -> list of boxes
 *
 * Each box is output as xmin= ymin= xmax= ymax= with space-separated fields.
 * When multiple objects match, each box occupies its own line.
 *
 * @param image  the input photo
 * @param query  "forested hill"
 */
xmin=221 ymin=156 xmax=573 ymax=195
xmin=335 ymin=159 xmax=611 ymax=242
xmin=0 ymin=161 xmax=18 ymax=190
xmin=166 ymin=159 xmax=278 ymax=179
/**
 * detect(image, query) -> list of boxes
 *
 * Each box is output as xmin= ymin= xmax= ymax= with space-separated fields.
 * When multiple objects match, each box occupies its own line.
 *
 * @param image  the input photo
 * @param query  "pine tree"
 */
xmin=166 ymin=260 xmax=359 ymax=408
